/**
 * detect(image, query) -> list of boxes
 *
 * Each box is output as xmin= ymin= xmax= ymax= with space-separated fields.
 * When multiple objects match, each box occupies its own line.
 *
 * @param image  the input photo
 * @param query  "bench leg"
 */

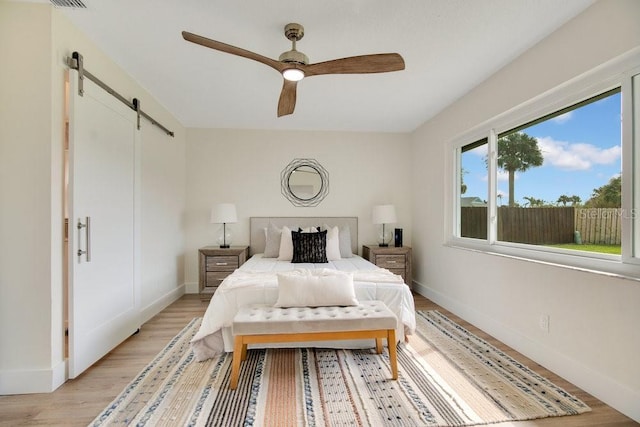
xmin=375 ymin=338 xmax=383 ymax=354
xmin=387 ymin=329 xmax=398 ymax=380
xmin=230 ymin=336 xmax=244 ymax=390
xmin=241 ymin=343 xmax=248 ymax=361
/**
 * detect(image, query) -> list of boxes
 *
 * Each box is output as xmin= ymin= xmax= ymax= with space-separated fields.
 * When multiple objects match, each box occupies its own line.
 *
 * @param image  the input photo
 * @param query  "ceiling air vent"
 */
xmin=50 ymin=0 xmax=87 ymax=8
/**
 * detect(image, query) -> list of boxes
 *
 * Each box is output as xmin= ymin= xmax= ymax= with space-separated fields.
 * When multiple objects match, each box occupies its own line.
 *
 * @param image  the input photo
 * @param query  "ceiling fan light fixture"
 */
xmin=182 ymin=22 xmax=405 ymax=117
xmin=282 ymin=68 xmax=305 ymax=82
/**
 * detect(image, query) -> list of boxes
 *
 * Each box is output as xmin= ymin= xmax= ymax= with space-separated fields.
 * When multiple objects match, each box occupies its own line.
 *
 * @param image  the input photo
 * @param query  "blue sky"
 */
xmin=462 ymin=92 xmax=621 ymax=206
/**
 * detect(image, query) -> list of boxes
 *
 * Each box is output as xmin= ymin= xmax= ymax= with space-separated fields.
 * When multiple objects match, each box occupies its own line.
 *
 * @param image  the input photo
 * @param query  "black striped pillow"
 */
xmin=291 ymin=230 xmax=328 ymax=263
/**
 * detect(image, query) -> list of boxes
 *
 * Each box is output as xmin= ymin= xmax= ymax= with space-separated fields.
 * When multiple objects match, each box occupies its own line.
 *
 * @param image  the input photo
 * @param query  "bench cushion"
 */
xmin=232 ymin=300 xmax=397 ymax=335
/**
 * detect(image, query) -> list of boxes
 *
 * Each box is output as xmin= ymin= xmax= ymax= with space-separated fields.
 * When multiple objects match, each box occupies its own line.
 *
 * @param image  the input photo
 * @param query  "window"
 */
xmin=459 ymin=139 xmax=488 ymax=240
xmin=452 ymin=55 xmax=640 ymax=275
xmin=496 ymin=90 xmax=621 ymax=253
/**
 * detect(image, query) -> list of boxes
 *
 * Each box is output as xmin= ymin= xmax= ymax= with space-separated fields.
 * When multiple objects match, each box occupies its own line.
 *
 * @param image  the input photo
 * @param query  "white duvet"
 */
xmin=191 ymin=254 xmax=416 ymax=361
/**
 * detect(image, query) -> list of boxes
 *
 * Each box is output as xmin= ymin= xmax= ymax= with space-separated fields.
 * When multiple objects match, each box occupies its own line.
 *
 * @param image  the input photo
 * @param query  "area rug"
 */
xmin=90 ymin=311 xmax=590 ymax=426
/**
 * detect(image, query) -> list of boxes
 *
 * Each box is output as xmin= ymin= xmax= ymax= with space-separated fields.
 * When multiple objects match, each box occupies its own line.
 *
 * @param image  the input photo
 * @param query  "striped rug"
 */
xmin=90 ymin=311 xmax=590 ymax=426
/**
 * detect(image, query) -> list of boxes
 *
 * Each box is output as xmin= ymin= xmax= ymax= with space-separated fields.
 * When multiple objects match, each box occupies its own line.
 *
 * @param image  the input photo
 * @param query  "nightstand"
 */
xmin=198 ymin=246 xmax=249 ymax=301
xmin=362 ymin=245 xmax=412 ymax=288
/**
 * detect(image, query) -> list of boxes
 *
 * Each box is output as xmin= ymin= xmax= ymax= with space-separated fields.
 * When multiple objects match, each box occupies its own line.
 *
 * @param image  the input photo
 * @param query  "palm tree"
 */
xmin=558 ymin=194 xmax=582 ymax=206
xmin=524 ymin=196 xmax=537 ymax=207
xmin=497 ymin=132 xmax=544 ymax=207
xmin=524 ymin=196 xmax=544 ymax=207
xmin=569 ymin=195 xmax=582 ymax=206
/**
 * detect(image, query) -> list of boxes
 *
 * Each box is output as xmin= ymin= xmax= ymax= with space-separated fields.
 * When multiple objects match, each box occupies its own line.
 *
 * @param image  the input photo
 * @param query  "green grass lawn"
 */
xmin=549 ymin=243 xmax=621 ymax=255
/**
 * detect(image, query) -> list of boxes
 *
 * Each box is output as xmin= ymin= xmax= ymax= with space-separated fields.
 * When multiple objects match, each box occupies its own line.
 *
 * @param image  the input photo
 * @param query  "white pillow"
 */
xmin=277 ymin=226 xmax=295 ymax=261
xmin=325 ymin=226 xmax=341 ymax=261
xmin=338 ymin=225 xmax=354 ymax=258
xmin=263 ymin=224 xmax=282 ymax=258
xmin=274 ymin=269 xmax=358 ymax=307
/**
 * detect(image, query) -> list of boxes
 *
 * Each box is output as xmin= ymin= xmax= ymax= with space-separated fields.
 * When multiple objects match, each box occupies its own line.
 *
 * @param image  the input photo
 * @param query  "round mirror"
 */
xmin=288 ymin=165 xmax=322 ymax=200
xmin=281 ymin=159 xmax=329 ymax=207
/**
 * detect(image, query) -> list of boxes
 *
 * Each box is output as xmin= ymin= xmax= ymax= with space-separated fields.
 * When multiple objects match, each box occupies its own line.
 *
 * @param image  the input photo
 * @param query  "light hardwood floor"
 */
xmin=0 ymin=293 xmax=636 ymax=426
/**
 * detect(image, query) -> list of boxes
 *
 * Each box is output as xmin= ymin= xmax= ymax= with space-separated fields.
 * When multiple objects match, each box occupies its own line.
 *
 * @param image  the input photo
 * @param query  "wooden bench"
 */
xmin=229 ymin=300 xmax=399 ymax=390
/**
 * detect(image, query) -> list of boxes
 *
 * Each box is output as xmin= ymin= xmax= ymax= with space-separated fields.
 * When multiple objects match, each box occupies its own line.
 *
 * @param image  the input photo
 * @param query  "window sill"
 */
xmin=446 ymin=237 xmax=640 ymax=283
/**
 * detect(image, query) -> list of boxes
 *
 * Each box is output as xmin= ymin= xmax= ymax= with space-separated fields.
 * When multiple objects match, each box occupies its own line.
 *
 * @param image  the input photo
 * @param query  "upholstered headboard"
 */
xmin=249 ymin=217 xmax=358 ymax=256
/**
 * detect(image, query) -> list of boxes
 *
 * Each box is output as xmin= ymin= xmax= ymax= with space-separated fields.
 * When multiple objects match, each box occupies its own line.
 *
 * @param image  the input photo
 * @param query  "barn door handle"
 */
xmin=77 ymin=217 xmax=91 ymax=262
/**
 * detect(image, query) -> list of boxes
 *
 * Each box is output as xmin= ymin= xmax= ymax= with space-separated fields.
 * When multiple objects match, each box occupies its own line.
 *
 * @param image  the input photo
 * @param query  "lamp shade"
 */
xmin=210 ymin=203 xmax=237 ymax=224
xmin=372 ymin=204 xmax=397 ymax=224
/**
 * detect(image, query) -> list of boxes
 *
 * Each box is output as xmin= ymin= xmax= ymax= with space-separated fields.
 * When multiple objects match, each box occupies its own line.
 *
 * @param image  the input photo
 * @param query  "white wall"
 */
xmin=139 ymin=123 xmax=187 ymax=322
xmin=0 ymin=2 xmax=187 ymax=394
xmin=410 ymin=0 xmax=640 ymax=421
xmin=0 ymin=3 xmax=55 ymax=391
xmin=184 ymin=128 xmax=412 ymax=289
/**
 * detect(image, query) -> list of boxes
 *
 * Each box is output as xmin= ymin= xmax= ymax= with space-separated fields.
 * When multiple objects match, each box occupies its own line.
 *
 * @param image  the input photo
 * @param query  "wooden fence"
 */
xmin=460 ymin=207 xmax=487 ymax=240
xmin=461 ymin=207 xmax=622 ymax=245
xmin=461 ymin=207 xmax=574 ymax=244
xmin=499 ymin=207 xmax=575 ymax=244
xmin=574 ymin=208 xmax=622 ymax=245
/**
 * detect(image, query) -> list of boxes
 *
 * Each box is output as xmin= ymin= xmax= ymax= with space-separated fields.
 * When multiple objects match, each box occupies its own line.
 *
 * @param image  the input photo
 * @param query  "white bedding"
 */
xmin=191 ymin=254 xmax=416 ymax=361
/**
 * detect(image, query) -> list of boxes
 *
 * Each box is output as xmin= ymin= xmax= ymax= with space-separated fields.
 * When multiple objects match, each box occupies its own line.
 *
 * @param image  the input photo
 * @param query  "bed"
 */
xmin=191 ymin=216 xmax=416 ymax=362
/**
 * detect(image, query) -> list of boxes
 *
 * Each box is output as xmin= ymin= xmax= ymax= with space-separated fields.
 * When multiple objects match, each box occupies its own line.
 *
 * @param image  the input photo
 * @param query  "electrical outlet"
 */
xmin=539 ymin=314 xmax=550 ymax=333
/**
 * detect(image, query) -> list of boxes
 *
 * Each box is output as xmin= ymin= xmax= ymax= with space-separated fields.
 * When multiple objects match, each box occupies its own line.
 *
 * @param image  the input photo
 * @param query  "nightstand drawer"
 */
xmin=206 ymin=256 xmax=239 ymax=271
xmin=376 ymin=255 xmax=406 ymax=269
xmin=206 ymin=271 xmax=230 ymax=286
xmin=362 ymin=245 xmax=412 ymax=289
xmin=199 ymin=246 xmax=249 ymax=301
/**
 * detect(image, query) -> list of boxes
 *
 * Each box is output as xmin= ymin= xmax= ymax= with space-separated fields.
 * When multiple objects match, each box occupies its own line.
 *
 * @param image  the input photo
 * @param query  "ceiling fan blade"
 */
xmin=278 ymin=79 xmax=298 ymax=117
xmin=303 ymin=53 xmax=405 ymax=77
xmin=182 ymin=31 xmax=285 ymax=73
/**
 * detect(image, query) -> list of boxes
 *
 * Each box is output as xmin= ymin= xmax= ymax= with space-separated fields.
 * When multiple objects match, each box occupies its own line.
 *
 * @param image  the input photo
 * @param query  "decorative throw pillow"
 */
xmin=338 ymin=225 xmax=354 ymax=258
xmin=325 ymin=226 xmax=341 ymax=261
xmin=277 ymin=226 xmax=295 ymax=261
xmin=323 ymin=224 xmax=353 ymax=258
xmin=263 ymin=224 xmax=282 ymax=258
xmin=274 ymin=269 xmax=358 ymax=307
xmin=291 ymin=229 xmax=328 ymax=263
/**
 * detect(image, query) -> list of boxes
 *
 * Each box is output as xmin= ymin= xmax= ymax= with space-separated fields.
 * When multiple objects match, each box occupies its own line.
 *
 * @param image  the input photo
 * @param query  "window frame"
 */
xmin=456 ymin=137 xmax=489 ymax=239
xmin=447 ymin=50 xmax=640 ymax=280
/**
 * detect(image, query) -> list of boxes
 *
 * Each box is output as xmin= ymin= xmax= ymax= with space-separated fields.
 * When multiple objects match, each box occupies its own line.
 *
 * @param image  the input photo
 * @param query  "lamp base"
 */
xmin=377 ymin=224 xmax=392 ymax=247
xmin=216 ymin=222 xmax=232 ymax=249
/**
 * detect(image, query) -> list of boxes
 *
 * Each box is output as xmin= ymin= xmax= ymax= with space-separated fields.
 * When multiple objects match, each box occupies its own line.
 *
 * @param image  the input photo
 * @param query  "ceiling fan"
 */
xmin=182 ymin=23 xmax=405 ymax=117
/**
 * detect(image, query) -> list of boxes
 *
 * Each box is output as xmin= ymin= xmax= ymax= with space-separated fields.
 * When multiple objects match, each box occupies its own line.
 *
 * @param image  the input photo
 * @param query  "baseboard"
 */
xmin=1 ymin=287 xmax=186 ymax=395
xmin=0 ymin=359 xmax=66 ymax=394
xmin=52 ymin=359 xmax=66 ymax=390
xmin=414 ymin=280 xmax=640 ymax=423
xmin=140 ymin=284 xmax=185 ymax=324
xmin=184 ymin=281 xmax=199 ymax=294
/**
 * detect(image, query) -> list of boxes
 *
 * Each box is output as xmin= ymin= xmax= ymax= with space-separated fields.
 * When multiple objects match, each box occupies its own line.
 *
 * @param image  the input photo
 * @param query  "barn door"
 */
xmin=67 ymin=69 xmax=141 ymax=378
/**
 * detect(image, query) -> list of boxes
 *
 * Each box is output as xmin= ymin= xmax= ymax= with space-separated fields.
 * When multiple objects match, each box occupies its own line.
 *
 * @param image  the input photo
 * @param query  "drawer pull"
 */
xmin=216 ymin=262 xmax=229 ymax=266
xmin=387 ymin=260 xmax=397 ymax=264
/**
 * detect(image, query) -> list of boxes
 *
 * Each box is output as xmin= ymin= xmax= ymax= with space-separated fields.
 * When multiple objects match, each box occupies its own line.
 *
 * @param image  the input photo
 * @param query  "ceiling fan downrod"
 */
xmin=279 ymin=23 xmax=309 ymax=66
xmin=279 ymin=23 xmax=307 ymax=82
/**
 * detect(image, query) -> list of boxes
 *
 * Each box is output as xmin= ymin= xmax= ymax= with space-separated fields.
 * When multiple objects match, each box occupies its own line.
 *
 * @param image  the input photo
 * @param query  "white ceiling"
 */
xmin=50 ymin=0 xmax=594 ymax=132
